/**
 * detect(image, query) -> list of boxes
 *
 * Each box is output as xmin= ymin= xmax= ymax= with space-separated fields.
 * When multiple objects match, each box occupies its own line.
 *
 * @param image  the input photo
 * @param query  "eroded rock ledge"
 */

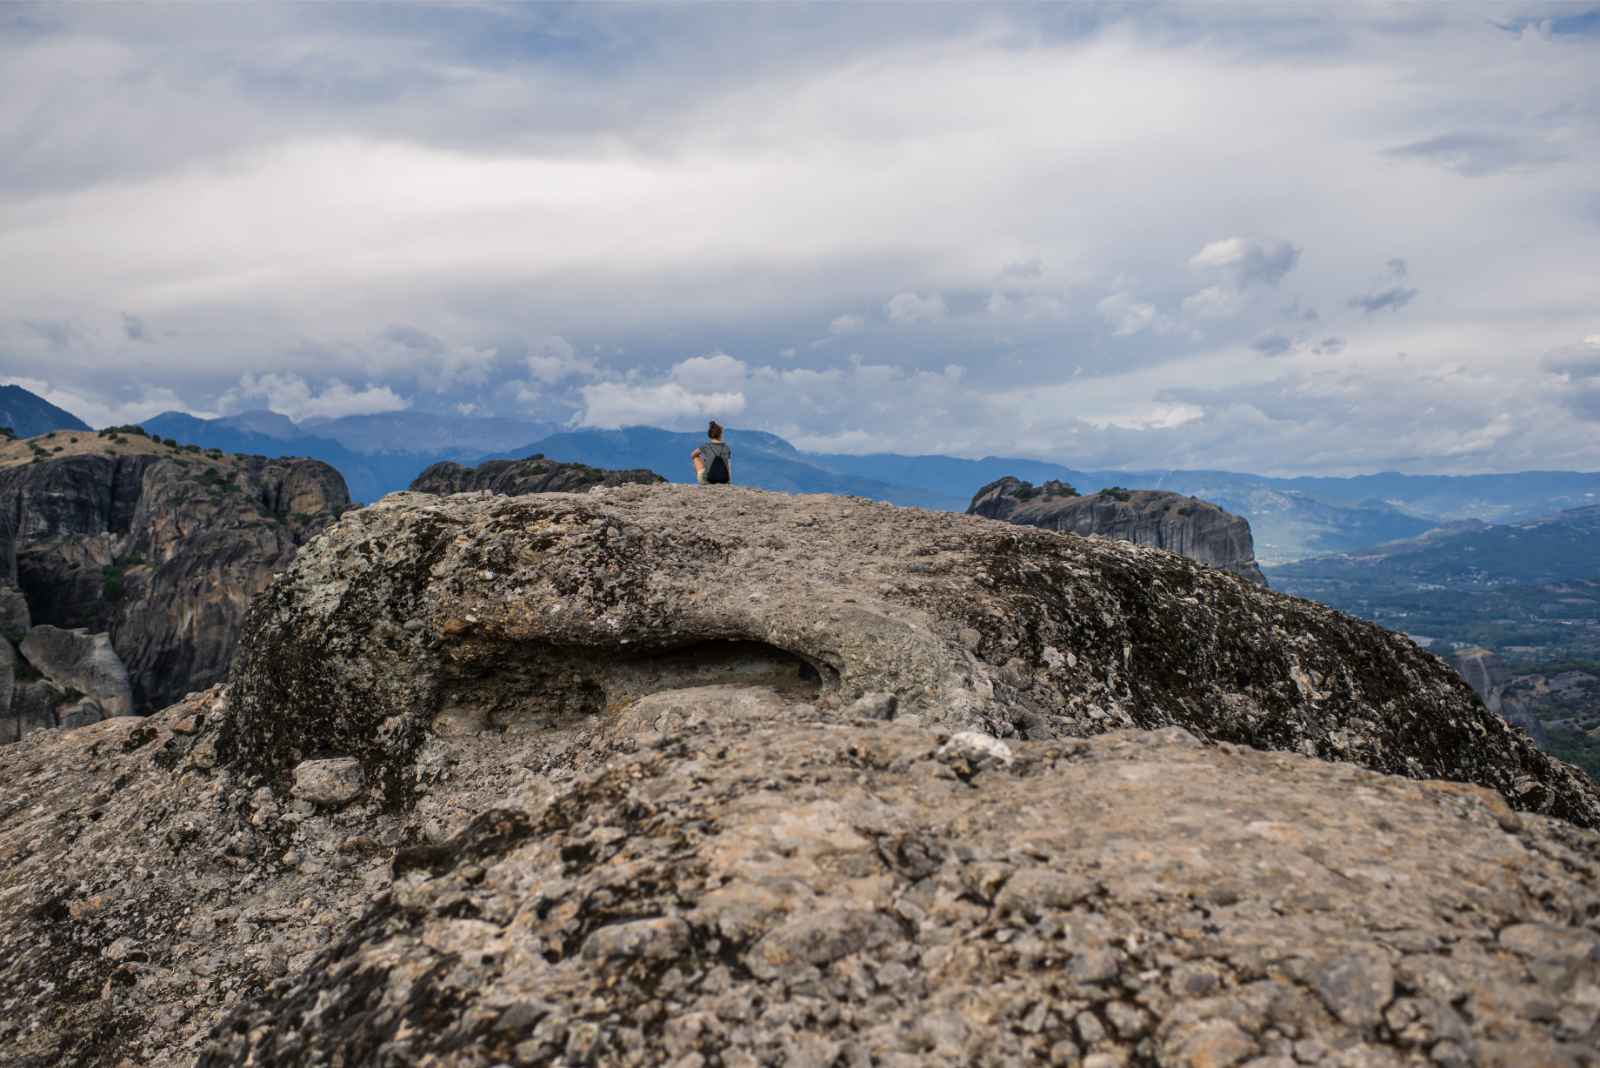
xmin=224 ymin=484 xmax=1597 ymax=825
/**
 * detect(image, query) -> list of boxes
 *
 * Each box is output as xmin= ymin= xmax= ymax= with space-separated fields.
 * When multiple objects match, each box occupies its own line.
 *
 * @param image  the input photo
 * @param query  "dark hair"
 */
xmin=707 ymin=420 xmax=723 ymax=440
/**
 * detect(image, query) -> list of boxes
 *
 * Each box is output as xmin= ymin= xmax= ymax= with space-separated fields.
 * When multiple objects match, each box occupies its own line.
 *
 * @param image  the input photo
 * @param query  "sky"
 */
xmin=1 ymin=3 xmax=1598 ymax=475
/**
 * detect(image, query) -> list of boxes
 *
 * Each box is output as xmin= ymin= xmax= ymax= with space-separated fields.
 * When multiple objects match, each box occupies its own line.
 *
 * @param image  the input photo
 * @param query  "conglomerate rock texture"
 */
xmin=969 ymin=477 xmax=1269 ymax=586
xmin=225 ymin=484 xmax=1596 ymax=825
xmin=410 ymin=456 xmax=666 ymax=497
xmin=4 ymin=483 xmax=1600 ymax=1067
xmin=0 ymin=431 xmax=349 ymax=723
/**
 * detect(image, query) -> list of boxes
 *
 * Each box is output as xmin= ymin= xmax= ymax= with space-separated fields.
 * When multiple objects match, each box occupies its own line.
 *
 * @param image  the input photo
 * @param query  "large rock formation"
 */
xmin=3 ymin=484 xmax=1600 ymax=1066
xmin=18 ymin=625 xmax=133 ymax=718
xmin=969 ymin=476 xmax=1269 ymax=586
xmin=1452 ymin=646 xmax=1551 ymax=745
xmin=0 ymin=429 xmax=349 ymax=726
xmin=224 ymin=485 xmax=1596 ymax=824
xmin=410 ymin=454 xmax=666 ymax=496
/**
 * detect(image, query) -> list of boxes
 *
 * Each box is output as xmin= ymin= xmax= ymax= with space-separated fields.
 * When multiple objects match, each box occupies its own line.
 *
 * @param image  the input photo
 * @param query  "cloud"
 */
xmin=1000 ymin=257 xmax=1044 ymax=279
xmin=218 ymin=373 xmax=409 ymax=421
xmin=884 ymin=292 xmax=946 ymax=325
xmin=1312 ymin=336 xmax=1346 ymax=355
xmin=1188 ymin=237 xmax=1300 ymax=288
xmin=1545 ymin=336 xmax=1600 ymax=421
xmin=1251 ymin=332 xmax=1294 ymax=357
xmin=378 ymin=325 xmax=500 ymax=392
xmin=122 ymin=313 xmax=149 ymax=342
xmin=1348 ymin=286 xmax=1419 ymax=314
xmin=2 ymin=7 xmax=1599 ymax=472
xmin=828 ymin=314 xmax=864 ymax=335
xmin=671 ymin=352 xmax=747 ymax=392
xmin=578 ymin=381 xmax=745 ymax=428
xmin=1181 ymin=285 xmax=1241 ymax=320
xmin=1383 ymin=132 xmax=1566 ymax=177
xmin=525 ymin=336 xmax=597 ymax=384
xmin=1097 ymin=292 xmax=1156 ymax=336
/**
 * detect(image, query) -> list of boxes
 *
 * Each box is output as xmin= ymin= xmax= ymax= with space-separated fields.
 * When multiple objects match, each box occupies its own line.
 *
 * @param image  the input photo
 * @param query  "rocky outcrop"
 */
xmin=969 ymin=476 xmax=1269 ymax=586
xmin=3 ymin=484 xmax=1600 ymax=1066
xmin=1453 ymin=646 xmax=1510 ymax=708
xmin=18 ymin=625 xmax=133 ymax=718
xmin=409 ymin=455 xmax=666 ymax=496
xmin=0 ymin=431 xmax=350 ymax=723
xmin=1453 ymin=647 xmax=1553 ymax=746
xmin=223 ymin=484 xmax=1598 ymax=825
xmin=2 ymin=687 xmax=1599 ymax=1065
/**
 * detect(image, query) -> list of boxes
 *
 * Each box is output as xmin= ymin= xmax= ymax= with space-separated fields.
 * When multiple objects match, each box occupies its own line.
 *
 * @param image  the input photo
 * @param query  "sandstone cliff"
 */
xmin=410 ymin=454 xmax=665 ymax=496
xmin=2 ymin=484 xmax=1599 ymax=1066
xmin=0 ymin=429 xmax=349 ymax=731
xmin=969 ymin=476 xmax=1269 ymax=586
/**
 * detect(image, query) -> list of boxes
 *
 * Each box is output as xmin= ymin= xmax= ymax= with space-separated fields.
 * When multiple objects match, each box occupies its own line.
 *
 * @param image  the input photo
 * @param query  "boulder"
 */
xmin=223 ymin=484 xmax=1600 ymax=826
xmin=969 ymin=477 xmax=1269 ymax=586
xmin=19 ymin=625 xmax=133 ymax=718
xmin=409 ymin=455 xmax=665 ymax=496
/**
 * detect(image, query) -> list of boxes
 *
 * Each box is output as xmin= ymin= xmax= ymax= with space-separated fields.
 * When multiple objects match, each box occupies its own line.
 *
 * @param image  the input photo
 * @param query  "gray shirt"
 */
xmin=697 ymin=440 xmax=732 ymax=482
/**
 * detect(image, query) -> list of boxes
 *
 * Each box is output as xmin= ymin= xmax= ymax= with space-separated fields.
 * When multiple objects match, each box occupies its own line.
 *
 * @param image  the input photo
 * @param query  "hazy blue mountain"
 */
xmin=0 ymin=384 xmax=91 ymax=437
xmin=141 ymin=412 xmax=427 ymax=503
xmin=300 ymin=411 xmax=557 ymax=456
xmin=505 ymin=427 xmax=954 ymax=508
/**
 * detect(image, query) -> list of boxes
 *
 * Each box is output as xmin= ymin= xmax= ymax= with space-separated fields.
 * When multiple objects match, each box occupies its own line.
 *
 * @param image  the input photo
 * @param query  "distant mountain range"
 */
xmin=3 ymin=382 xmax=1598 ymax=564
xmin=0 ymin=384 xmax=91 ymax=438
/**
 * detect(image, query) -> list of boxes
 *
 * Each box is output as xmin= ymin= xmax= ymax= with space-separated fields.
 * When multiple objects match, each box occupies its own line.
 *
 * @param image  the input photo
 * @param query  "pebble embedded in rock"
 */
xmin=291 ymin=757 xmax=365 ymax=806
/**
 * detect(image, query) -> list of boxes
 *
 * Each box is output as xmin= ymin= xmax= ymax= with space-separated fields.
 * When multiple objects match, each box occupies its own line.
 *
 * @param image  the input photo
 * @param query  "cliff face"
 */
xmin=969 ymin=476 xmax=1269 ymax=586
xmin=409 ymin=455 xmax=665 ymax=496
xmin=0 ymin=430 xmax=349 ymax=731
xmin=1 ymin=484 xmax=1599 ymax=1065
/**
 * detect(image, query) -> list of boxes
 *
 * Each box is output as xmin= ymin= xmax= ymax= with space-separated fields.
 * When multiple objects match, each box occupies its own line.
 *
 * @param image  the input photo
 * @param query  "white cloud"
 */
xmin=1181 ymin=285 xmax=1242 ymax=320
xmin=525 ymin=336 xmax=596 ymax=384
xmin=3 ymin=8 xmax=1600 ymax=472
xmin=1097 ymin=292 xmax=1157 ymax=337
xmin=670 ymin=352 xmax=747 ymax=392
xmin=884 ymin=292 xmax=946 ymax=325
xmin=218 ymin=373 xmax=409 ymax=421
xmin=578 ymin=382 xmax=746 ymax=429
xmin=1188 ymin=237 xmax=1301 ymax=288
xmin=829 ymin=314 xmax=865 ymax=335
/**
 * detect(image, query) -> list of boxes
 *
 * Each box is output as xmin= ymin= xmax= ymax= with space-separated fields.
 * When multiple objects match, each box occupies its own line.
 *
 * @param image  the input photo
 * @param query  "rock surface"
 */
xmin=0 ymin=430 xmax=349 ymax=722
xmin=224 ymin=484 xmax=1599 ymax=826
xmin=4 ymin=483 xmax=1600 ymax=1067
xmin=0 ymin=690 xmax=1598 ymax=1067
xmin=18 ymin=625 xmax=134 ymax=718
xmin=969 ymin=476 xmax=1269 ymax=586
xmin=410 ymin=455 xmax=666 ymax=497
xmin=1452 ymin=646 xmax=1551 ymax=745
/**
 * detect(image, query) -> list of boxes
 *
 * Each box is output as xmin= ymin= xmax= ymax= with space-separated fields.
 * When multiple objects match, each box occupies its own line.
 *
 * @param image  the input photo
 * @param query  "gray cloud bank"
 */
xmin=2 ymin=3 xmax=1599 ymax=475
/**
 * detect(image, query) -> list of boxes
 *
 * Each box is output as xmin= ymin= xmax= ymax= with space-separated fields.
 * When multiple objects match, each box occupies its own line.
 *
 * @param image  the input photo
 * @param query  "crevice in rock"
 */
xmin=437 ymin=638 xmax=833 ymax=733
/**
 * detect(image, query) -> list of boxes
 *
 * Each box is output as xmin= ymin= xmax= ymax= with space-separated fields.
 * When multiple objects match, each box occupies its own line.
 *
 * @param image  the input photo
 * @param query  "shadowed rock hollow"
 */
xmin=225 ymin=484 xmax=1596 ymax=825
xmin=5 ymin=483 xmax=1600 ymax=1067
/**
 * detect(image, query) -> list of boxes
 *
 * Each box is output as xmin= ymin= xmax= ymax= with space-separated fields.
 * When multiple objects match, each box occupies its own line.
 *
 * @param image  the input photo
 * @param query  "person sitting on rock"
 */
xmin=691 ymin=420 xmax=732 ymax=485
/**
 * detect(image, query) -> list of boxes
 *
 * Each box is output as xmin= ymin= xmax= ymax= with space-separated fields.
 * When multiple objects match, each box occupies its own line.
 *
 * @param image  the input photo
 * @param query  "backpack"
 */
xmin=705 ymin=451 xmax=730 ymax=484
